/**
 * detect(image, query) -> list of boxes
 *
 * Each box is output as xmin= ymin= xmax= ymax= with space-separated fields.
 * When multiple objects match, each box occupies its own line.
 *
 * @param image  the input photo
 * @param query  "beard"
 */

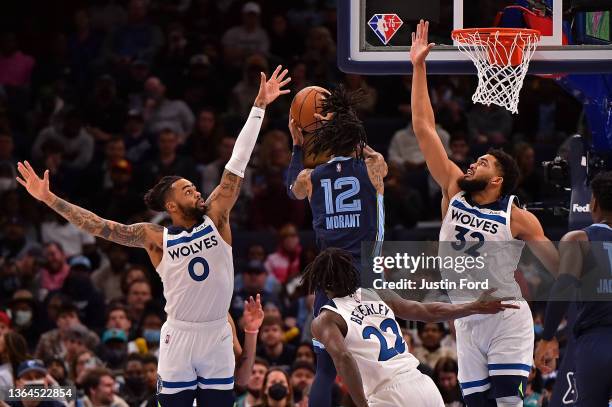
xmin=457 ymin=177 xmax=489 ymax=193
xmin=178 ymin=202 xmax=207 ymax=220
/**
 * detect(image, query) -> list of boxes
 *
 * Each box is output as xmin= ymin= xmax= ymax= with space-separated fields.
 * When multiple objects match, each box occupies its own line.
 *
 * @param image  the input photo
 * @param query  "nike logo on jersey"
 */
xmin=350 ymin=303 xmax=391 ymax=325
xmin=168 ymin=235 xmax=218 ymax=260
xmin=451 ymin=210 xmax=499 ymax=234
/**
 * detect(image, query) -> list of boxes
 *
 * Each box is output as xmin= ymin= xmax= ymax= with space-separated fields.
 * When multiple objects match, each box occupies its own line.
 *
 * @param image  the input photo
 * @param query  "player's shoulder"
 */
xmin=561 ymin=229 xmax=588 ymax=242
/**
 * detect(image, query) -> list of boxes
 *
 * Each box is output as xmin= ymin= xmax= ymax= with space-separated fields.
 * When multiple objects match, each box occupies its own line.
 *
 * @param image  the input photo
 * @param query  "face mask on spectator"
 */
xmin=268 ymin=383 xmax=288 ymax=401
xmin=143 ymin=329 xmax=160 ymax=343
xmin=125 ymin=376 xmax=146 ymax=393
xmin=14 ymin=310 xmax=32 ymax=326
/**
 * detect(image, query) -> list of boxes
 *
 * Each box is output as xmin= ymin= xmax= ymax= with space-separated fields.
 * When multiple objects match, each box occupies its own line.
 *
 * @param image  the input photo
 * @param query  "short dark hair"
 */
xmin=416 ymin=321 xmax=445 ymax=334
xmin=253 ymin=357 xmax=269 ymax=369
xmin=141 ymin=354 xmax=158 ymax=366
xmin=488 ymin=148 xmax=520 ymax=196
xmin=44 ymin=241 xmax=64 ymax=254
xmin=105 ymin=302 xmax=129 ymax=323
xmin=260 ymin=315 xmax=283 ymax=329
xmin=300 ymin=248 xmax=359 ymax=298
xmin=126 ymin=353 xmax=143 ymax=364
xmin=143 ymin=175 xmax=182 ymax=212
xmin=591 ymin=171 xmax=612 ymax=212
xmin=81 ymin=367 xmax=113 ymax=396
xmin=307 ymin=85 xmax=367 ymax=158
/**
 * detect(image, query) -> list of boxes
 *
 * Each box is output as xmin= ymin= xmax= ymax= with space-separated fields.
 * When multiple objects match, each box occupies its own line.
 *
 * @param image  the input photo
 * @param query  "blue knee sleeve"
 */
xmin=309 ymin=350 xmax=337 ymax=407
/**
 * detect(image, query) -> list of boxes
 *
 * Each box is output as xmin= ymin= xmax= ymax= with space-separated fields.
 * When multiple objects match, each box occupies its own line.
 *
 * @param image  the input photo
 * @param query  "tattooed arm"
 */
xmin=364 ymin=145 xmax=388 ymax=194
xmin=16 ymin=161 xmax=163 ymax=253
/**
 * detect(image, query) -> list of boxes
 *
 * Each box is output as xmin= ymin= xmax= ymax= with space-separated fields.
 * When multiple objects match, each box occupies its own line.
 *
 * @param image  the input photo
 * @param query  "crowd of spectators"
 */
xmin=0 ymin=0 xmax=587 ymax=406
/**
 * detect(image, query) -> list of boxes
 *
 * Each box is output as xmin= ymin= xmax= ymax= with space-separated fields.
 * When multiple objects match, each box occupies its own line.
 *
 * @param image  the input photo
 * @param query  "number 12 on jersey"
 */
xmin=321 ymin=177 xmax=361 ymax=214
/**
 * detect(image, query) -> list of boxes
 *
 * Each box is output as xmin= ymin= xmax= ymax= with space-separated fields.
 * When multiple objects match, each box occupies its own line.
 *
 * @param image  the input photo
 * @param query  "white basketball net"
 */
xmin=452 ymin=29 xmax=540 ymax=114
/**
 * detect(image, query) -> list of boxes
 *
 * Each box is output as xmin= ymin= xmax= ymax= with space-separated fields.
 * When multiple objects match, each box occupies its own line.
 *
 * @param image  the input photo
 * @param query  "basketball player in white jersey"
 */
xmin=410 ymin=21 xmax=558 ymax=406
xmin=15 ymin=66 xmax=291 ymax=407
xmin=305 ymin=248 xmax=520 ymax=407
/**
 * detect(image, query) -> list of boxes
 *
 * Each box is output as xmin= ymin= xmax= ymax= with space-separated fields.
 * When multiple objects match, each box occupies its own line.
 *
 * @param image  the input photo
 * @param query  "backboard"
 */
xmin=338 ymin=0 xmax=612 ymax=74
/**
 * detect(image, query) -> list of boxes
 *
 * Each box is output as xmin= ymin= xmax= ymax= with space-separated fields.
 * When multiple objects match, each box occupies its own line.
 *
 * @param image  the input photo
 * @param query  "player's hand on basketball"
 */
xmin=254 ymin=65 xmax=291 ymax=108
xmin=535 ymin=338 xmax=559 ymax=374
xmin=16 ymin=161 xmax=53 ymax=203
xmin=471 ymin=288 xmax=520 ymax=314
xmin=410 ymin=20 xmax=435 ymax=66
xmin=288 ymin=118 xmax=304 ymax=146
xmin=243 ymin=294 xmax=264 ymax=332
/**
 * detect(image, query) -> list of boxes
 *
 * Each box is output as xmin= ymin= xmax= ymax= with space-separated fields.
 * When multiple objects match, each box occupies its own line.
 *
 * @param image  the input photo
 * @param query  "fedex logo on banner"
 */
xmin=368 ymin=14 xmax=403 ymax=45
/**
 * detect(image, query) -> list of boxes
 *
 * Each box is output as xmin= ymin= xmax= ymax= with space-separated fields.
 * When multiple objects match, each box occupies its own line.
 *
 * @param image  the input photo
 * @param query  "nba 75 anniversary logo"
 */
xmin=368 ymin=14 xmax=403 ymax=45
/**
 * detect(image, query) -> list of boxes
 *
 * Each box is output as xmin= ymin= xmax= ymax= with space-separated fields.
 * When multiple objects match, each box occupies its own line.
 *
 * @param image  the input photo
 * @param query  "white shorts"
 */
xmin=157 ymin=317 xmax=235 ymax=394
xmin=455 ymin=300 xmax=534 ymax=398
xmin=368 ymin=369 xmax=445 ymax=407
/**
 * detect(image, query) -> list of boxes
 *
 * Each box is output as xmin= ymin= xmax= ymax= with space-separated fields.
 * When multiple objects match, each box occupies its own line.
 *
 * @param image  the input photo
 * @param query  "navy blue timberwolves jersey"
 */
xmin=574 ymin=223 xmax=612 ymax=336
xmin=310 ymin=157 xmax=384 ymax=261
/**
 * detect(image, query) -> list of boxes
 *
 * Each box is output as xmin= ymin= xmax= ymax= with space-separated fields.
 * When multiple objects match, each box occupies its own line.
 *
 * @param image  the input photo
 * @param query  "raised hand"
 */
xmin=16 ymin=161 xmax=53 ymax=203
xmin=410 ymin=20 xmax=435 ymax=66
xmin=254 ymin=65 xmax=291 ymax=108
xmin=535 ymin=338 xmax=559 ymax=374
xmin=288 ymin=118 xmax=304 ymax=146
xmin=243 ymin=294 xmax=264 ymax=332
xmin=470 ymin=288 xmax=520 ymax=314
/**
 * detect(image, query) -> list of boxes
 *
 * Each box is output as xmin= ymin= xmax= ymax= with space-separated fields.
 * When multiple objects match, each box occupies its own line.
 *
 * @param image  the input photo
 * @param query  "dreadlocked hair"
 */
xmin=143 ymin=175 xmax=182 ymax=212
xmin=306 ymin=85 xmax=368 ymax=158
xmin=300 ymin=247 xmax=359 ymax=298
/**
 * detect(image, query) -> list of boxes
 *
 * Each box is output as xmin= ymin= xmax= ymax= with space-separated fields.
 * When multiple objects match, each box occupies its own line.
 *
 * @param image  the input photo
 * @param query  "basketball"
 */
xmin=290 ymin=86 xmax=329 ymax=133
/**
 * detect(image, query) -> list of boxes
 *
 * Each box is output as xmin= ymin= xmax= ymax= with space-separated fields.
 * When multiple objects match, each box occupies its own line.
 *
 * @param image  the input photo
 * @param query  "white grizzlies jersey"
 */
xmin=321 ymin=289 xmax=420 ymax=398
xmin=439 ymin=192 xmax=524 ymax=306
xmin=156 ymin=216 xmax=234 ymax=322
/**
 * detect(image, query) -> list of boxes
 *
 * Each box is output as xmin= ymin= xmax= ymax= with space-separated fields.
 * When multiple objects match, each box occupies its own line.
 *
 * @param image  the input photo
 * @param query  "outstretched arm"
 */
xmin=207 ymin=66 xmax=291 ymax=227
xmin=16 ymin=161 xmax=162 ymax=251
xmin=363 ymin=145 xmax=387 ymax=194
xmin=234 ymin=294 xmax=264 ymax=387
xmin=311 ymin=312 xmax=368 ymax=407
xmin=512 ymin=207 xmax=559 ymax=277
xmin=383 ymin=288 xmax=519 ymax=323
xmin=410 ymin=20 xmax=463 ymax=198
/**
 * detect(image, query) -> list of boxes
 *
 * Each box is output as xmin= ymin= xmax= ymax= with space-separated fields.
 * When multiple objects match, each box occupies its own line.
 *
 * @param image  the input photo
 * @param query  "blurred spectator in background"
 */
xmin=0 ymin=331 xmax=30 ymax=388
xmin=35 ymin=300 xmax=99 ymax=362
xmin=68 ymin=8 xmax=105 ymax=94
xmin=343 ymin=74 xmax=377 ymax=116
xmin=413 ymin=322 xmax=456 ymax=371
xmin=60 ymin=270 xmax=106 ymax=331
xmin=467 ymin=104 xmax=512 ymax=146
xmin=383 ymin=163 xmax=423 ymax=230
xmin=230 ymin=54 xmax=269 ymax=119
xmin=40 ymin=210 xmax=95 ymax=258
xmin=231 ymin=260 xmax=279 ymax=322
xmin=269 ymin=14 xmax=303 ymax=61
xmin=259 ymin=367 xmax=294 ymax=407
xmin=0 ymin=217 xmax=40 ymax=261
xmin=264 ymin=224 xmax=302 ymax=285
xmin=125 ymin=280 xmax=153 ymax=323
xmin=94 ymin=158 xmax=146 ymax=223
xmin=302 ymin=26 xmax=337 ymax=87
xmin=448 ymin=133 xmax=473 ymax=172
xmin=433 ymin=357 xmax=464 ymax=407
xmin=123 ymin=109 xmax=150 ymax=163
xmin=154 ymin=22 xmax=190 ymax=92
xmin=141 ymin=128 xmax=199 ymax=190
xmin=10 ymin=359 xmax=65 ymax=407
xmin=290 ymin=361 xmax=315 ymax=405
xmin=200 ymin=135 xmax=243 ymax=196
xmin=288 ymin=61 xmax=310 ymax=95
xmin=84 ymin=75 xmax=127 ymax=134
xmin=7 ymin=290 xmax=41 ymax=349
xmin=222 ymin=2 xmax=269 ymax=69
xmin=388 ymin=122 xmax=451 ymax=171
xmin=141 ymin=354 xmax=158 ymax=396
xmin=98 ymin=328 xmax=129 ymax=373
xmin=0 ymin=132 xmax=16 ymax=166
xmin=40 ymin=242 xmax=70 ymax=293
xmin=45 ymin=356 xmax=70 ymax=387
xmin=91 ymin=243 xmax=129 ymax=302
xmin=185 ymin=108 xmax=222 ymax=166
xmin=106 ymin=303 xmax=133 ymax=339
xmin=0 ymin=32 xmax=35 ymax=88
xmin=235 ymin=357 xmax=269 ymax=407
xmin=513 ymin=141 xmax=549 ymax=204
xmin=32 ymin=108 xmax=95 ymax=170
xmin=119 ymin=353 xmax=149 ymax=406
xmin=181 ymin=53 xmax=226 ymax=112
xmin=132 ymin=305 xmax=164 ymax=357
xmin=0 ymin=311 xmax=11 ymax=336
xmin=142 ymin=77 xmax=195 ymax=141
xmin=256 ymin=315 xmax=296 ymax=369
xmin=104 ymin=0 xmax=164 ymax=68
xmin=74 ymin=367 xmax=129 ymax=407
xmin=295 ymin=342 xmax=315 ymax=367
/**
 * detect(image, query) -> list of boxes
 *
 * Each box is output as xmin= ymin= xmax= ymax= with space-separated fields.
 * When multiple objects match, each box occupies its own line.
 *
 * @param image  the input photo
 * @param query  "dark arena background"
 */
xmin=0 ymin=0 xmax=611 ymax=406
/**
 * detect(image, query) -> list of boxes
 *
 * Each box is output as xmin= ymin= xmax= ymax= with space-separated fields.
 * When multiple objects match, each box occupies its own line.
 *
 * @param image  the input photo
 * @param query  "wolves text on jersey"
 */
xmin=168 ymin=235 xmax=218 ymax=260
xmin=450 ymin=209 xmax=500 ymax=234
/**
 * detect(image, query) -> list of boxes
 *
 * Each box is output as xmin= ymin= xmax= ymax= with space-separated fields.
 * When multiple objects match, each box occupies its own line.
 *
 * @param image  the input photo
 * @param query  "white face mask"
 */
xmin=0 ymin=178 xmax=15 ymax=193
xmin=14 ymin=310 xmax=32 ymax=326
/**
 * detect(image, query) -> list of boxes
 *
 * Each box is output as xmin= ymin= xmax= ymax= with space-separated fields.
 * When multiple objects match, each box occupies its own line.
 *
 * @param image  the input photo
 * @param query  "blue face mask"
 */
xmin=534 ymin=324 xmax=544 ymax=336
xmin=143 ymin=329 xmax=161 ymax=343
